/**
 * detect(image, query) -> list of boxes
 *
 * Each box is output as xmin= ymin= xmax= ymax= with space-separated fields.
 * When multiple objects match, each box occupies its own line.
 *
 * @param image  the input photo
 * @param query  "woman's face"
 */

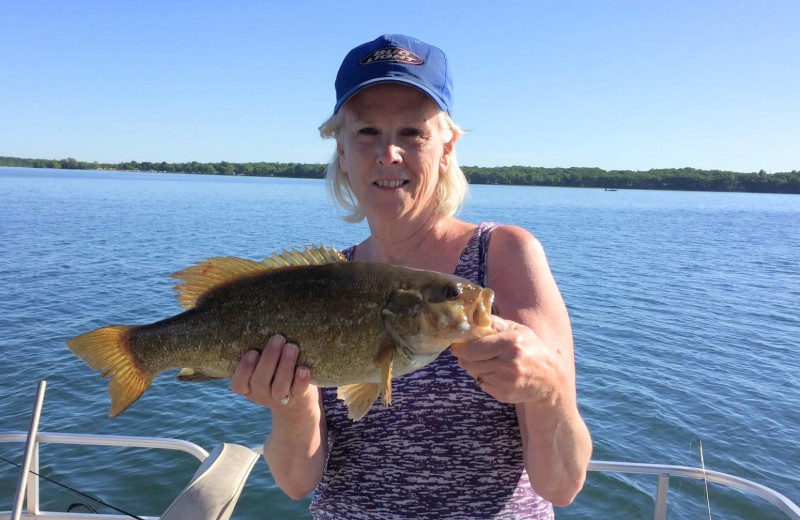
xmin=336 ymin=83 xmax=452 ymax=226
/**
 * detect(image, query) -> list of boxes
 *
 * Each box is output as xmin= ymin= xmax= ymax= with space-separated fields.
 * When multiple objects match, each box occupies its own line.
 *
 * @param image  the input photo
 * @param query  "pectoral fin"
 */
xmin=337 ymin=383 xmax=380 ymax=421
xmin=376 ymin=343 xmax=394 ymax=407
xmin=335 ymin=340 xmax=397 ymax=421
xmin=176 ymin=368 xmax=223 ymax=382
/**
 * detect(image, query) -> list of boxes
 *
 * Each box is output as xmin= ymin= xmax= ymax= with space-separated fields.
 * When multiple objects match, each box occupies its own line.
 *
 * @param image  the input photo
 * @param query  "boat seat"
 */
xmin=159 ymin=443 xmax=259 ymax=520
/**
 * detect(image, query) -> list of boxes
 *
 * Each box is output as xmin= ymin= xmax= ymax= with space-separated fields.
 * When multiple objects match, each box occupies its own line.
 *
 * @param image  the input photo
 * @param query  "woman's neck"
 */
xmin=356 ymin=215 xmax=475 ymax=272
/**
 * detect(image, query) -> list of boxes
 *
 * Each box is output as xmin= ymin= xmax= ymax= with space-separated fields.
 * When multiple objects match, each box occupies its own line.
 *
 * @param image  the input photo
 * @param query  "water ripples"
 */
xmin=2 ymin=170 xmax=799 ymax=519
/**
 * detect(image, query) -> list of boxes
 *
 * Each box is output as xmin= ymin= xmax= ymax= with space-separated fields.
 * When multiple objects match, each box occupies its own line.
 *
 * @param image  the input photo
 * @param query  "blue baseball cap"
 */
xmin=333 ymin=34 xmax=453 ymax=115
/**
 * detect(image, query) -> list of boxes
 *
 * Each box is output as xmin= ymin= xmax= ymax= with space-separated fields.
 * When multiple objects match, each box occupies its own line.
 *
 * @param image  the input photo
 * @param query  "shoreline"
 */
xmin=2 ymin=159 xmax=798 ymax=194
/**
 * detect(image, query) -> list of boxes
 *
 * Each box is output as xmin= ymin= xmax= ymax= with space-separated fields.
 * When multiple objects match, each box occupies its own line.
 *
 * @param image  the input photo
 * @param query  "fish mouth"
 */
xmin=469 ymin=288 xmax=495 ymax=330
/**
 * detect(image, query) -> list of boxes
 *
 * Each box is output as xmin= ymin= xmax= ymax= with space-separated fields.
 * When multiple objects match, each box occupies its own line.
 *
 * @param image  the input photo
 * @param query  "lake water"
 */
xmin=1 ymin=167 xmax=798 ymax=519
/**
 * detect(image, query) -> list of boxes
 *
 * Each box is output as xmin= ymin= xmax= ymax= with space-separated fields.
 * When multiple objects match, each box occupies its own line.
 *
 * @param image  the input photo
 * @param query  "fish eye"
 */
xmin=445 ymin=284 xmax=461 ymax=300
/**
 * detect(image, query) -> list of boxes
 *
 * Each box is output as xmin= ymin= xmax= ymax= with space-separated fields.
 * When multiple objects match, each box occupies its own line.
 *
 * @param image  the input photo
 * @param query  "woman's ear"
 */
xmin=440 ymin=138 xmax=453 ymax=173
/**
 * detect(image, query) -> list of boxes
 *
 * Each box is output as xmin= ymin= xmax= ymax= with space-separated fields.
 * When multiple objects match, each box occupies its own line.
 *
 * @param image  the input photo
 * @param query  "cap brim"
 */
xmin=334 ymin=78 xmax=449 ymax=114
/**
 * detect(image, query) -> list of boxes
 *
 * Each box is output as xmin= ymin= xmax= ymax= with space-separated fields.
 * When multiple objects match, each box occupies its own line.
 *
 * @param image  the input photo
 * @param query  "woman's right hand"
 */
xmin=233 ymin=335 xmax=327 ymax=498
xmin=231 ymin=334 xmax=319 ymax=415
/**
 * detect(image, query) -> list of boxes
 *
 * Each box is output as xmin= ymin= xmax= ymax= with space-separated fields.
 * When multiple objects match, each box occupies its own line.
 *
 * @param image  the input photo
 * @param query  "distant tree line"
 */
xmin=0 ymin=156 xmax=326 ymax=179
xmin=462 ymin=165 xmax=800 ymax=193
xmin=2 ymin=156 xmax=798 ymax=194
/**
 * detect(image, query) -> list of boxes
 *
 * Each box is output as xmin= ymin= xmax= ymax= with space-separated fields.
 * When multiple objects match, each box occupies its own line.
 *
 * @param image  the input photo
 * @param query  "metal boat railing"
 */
xmin=588 ymin=460 xmax=800 ymax=520
xmin=3 ymin=381 xmax=798 ymax=519
xmin=2 ymin=432 xmax=799 ymax=519
xmin=0 ymin=431 xmax=208 ymax=461
xmin=1 ymin=431 xmax=209 ymax=520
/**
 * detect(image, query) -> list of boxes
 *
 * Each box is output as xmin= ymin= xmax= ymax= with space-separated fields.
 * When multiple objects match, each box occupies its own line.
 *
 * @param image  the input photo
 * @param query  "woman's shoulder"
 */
xmin=486 ymin=224 xmax=556 ymax=316
xmin=487 ymin=224 xmax=546 ymax=263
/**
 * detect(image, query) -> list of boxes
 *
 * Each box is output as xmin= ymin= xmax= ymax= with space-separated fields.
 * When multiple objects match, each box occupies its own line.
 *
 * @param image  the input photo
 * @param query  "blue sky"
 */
xmin=2 ymin=1 xmax=798 ymax=172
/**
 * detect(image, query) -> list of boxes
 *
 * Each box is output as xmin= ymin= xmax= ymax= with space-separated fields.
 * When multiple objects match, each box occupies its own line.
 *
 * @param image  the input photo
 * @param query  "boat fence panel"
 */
xmin=1 ymin=431 xmax=211 ymax=520
xmin=588 ymin=460 xmax=800 ymax=520
xmin=3 ymin=443 xmax=799 ymax=519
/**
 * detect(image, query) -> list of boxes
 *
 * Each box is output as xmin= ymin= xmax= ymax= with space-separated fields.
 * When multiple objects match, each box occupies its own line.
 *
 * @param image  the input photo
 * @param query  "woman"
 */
xmin=231 ymin=34 xmax=592 ymax=519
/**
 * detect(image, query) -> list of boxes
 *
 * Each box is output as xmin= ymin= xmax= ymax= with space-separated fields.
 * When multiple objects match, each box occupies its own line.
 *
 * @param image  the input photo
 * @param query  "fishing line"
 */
xmin=667 ymin=462 xmax=684 ymax=520
xmin=0 ymin=454 xmax=144 ymax=520
xmin=698 ymin=440 xmax=713 ymax=520
xmin=668 ymin=439 xmax=715 ymax=520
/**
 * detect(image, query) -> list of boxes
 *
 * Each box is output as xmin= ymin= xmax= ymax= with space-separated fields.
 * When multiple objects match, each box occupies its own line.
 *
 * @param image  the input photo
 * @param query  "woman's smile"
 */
xmin=374 ymin=179 xmax=409 ymax=189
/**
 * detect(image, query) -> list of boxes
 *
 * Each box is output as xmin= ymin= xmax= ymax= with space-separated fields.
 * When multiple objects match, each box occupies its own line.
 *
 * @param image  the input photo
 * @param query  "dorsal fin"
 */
xmin=171 ymin=245 xmax=346 ymax=309
xmin=170 ymin=257 xmax=268 ymax=309
xmin=261 ymin=244 xmax=346 ymax=268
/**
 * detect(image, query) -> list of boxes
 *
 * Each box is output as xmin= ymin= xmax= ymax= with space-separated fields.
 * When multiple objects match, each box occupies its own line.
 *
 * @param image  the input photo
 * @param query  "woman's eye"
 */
xmin=358 ymin=127 xmax=379 ymax=136
xmin=400 ymin=128 xmax=422 ymax=137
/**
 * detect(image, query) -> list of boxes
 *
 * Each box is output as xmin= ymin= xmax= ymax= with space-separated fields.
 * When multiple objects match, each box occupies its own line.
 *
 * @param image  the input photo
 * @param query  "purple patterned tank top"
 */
xmin=309 ymin=222 xmax=554 ymax=519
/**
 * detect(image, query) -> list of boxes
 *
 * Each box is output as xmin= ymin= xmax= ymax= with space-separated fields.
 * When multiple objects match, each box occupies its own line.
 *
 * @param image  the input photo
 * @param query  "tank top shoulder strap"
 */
xmin=340 ymin=245 xmax=356 ymax=261
xmin=454 ymin=222 xmax=498 ymax=286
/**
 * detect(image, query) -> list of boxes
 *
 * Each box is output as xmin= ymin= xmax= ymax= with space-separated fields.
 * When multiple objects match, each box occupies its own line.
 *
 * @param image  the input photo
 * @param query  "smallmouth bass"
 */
xmin=67 ymin=245 xmax=495 ymax=420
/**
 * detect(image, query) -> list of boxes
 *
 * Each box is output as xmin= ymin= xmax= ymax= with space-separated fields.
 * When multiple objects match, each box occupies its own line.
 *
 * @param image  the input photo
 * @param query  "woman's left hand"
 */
xmin=450 ymin=315 xmax=568 ymax=406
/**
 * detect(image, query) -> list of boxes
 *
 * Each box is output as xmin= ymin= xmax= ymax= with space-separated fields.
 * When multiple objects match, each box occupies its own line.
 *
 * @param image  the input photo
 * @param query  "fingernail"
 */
xmin=268 ymin=335 xmax=286 ymax=349
xmin=246 ymin=350 xmax=258 ymax=364
xmin=285 ymin=344 xmax=298 ymax=358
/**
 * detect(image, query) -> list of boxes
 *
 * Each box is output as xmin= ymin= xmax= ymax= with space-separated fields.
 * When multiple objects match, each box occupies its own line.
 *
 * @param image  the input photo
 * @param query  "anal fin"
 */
xmin=176 ymin=368 xmax=223 ymax=382
xmin=337 ymin=383 xmax=380 ymax=421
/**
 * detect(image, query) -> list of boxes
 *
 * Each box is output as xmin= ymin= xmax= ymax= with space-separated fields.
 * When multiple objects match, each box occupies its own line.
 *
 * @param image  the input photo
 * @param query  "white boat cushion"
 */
xmin=160 ymin=443 xmax=259 ymax=520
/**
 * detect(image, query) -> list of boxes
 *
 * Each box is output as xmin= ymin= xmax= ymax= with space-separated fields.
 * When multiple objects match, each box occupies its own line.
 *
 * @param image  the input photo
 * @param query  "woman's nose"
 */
xmin=377 ymin=139 xmax=402 ymax=165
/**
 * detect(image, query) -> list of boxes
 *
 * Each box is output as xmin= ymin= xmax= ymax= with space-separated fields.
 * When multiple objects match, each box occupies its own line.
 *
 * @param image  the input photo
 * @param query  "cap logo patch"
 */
xmin=359 ymin=46 xmax=423 ymax=66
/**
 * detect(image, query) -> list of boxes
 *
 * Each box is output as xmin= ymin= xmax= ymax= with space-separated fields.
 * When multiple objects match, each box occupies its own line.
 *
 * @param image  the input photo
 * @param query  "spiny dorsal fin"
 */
xmin=261 ymin=244 xmax=346 ymax=268
xmin=170 ymin=245 xmax=346 ymax=309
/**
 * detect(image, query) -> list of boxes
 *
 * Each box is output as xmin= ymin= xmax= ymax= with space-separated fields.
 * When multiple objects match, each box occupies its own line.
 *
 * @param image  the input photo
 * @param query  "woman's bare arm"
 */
xmin=231 ymin=335 xmax=327 ymax=499
xmin=451 ymin=225 xmax=592 ymax=506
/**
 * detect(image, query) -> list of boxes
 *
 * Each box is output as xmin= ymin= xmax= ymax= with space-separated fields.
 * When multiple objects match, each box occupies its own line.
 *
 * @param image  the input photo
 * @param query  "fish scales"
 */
xmin=67 ymin=246 xmax=495 ymax=420
xmin=130 ymin=263 xmax=392 ymax=383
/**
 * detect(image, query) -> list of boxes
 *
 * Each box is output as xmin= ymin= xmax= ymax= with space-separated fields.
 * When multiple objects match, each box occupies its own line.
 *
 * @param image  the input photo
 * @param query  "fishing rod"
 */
xmin=668 ymin=439 xmax=714 ymax=520
xmin=699 ymin=440 xmax=713 ymax=520
xmin=0 ymin=454 xmax=144 ymax=520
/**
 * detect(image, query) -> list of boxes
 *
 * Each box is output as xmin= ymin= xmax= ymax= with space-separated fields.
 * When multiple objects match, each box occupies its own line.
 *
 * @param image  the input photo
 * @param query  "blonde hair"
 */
xmin=319 ymin=106 xmax=467 ymax=223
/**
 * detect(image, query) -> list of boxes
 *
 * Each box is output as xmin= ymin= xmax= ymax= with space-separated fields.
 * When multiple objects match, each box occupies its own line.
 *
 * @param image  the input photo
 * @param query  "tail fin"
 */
xmin=67 ymin=325 xmax=153 ymax=418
